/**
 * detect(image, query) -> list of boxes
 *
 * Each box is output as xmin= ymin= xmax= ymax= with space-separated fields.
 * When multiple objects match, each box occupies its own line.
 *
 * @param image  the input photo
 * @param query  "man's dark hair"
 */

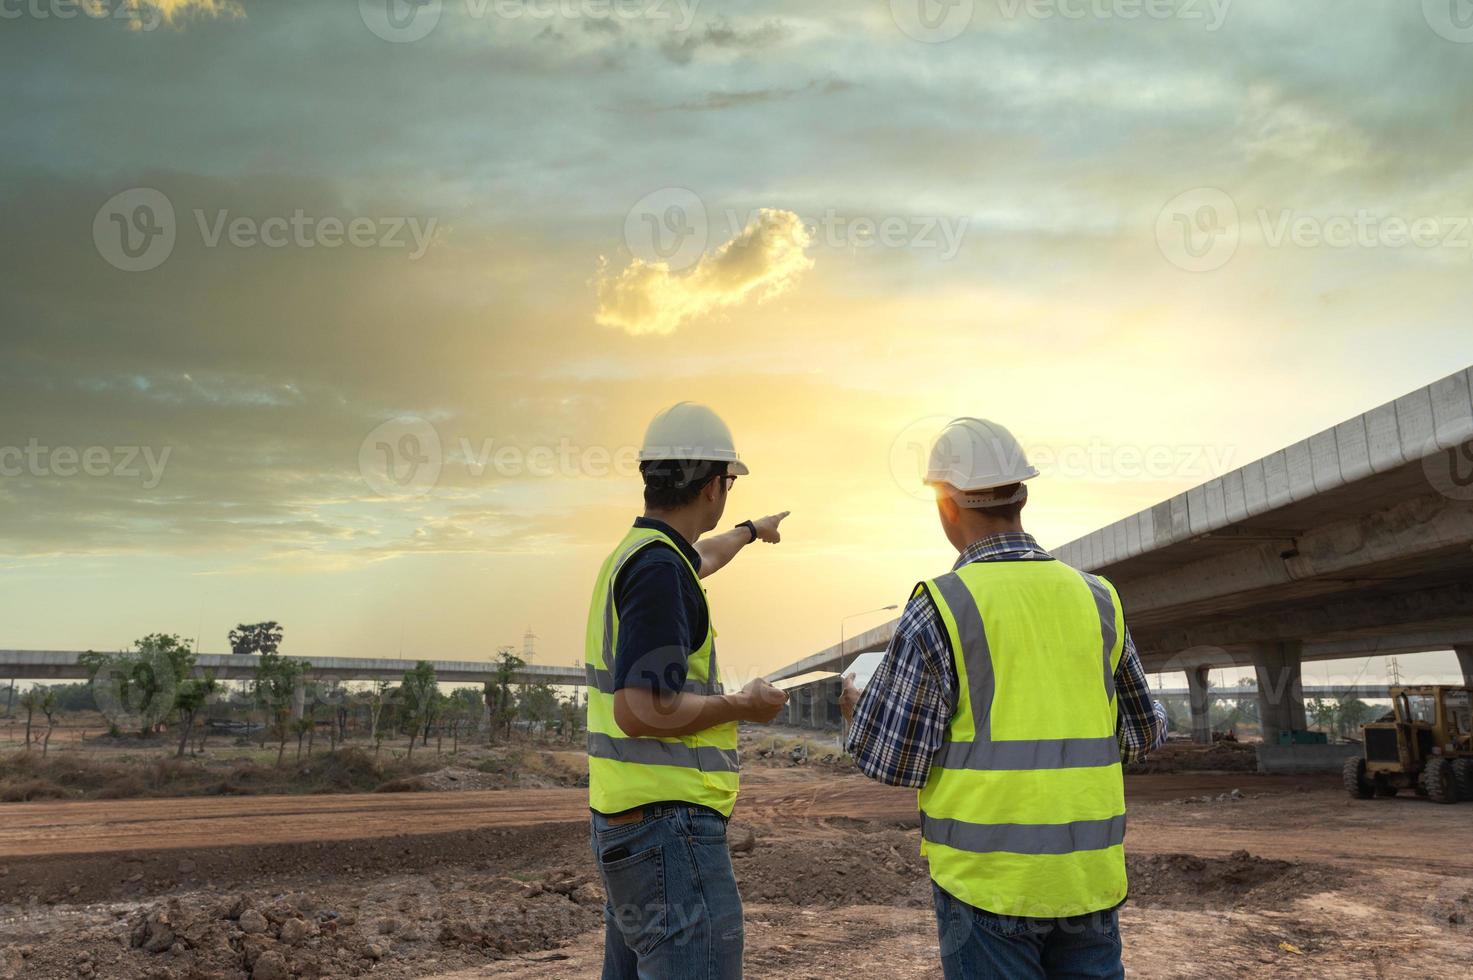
xmin=642 ymin=459 xmax=727 ymax=510
xmin=977 ymin=483 xmax=1025 ymax=521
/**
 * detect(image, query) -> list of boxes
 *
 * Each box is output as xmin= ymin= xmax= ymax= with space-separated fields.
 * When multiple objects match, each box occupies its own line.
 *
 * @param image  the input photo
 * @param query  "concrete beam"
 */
xmin=290 ymin=675 xmax=306 ymax=722
xmin=1132 ymin=581 xmax=1473 ymax=660
xmin=1115 ymin=489 xmax=1473 ymax=621
xmin=1253 ymin=640 xmax=1306 ymax=745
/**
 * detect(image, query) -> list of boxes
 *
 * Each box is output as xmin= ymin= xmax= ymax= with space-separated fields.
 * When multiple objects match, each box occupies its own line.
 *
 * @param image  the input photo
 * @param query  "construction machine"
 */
xmin=1344 ymin=686 xmax=1473 ymax=804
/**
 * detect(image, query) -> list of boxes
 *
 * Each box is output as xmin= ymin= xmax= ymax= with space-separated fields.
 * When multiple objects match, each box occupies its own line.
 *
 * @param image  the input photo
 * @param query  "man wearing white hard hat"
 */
xmin=841 ymin=418 xmax=1167 ymax=980
xmin=584 ymin=401 xmax=791 ymax=980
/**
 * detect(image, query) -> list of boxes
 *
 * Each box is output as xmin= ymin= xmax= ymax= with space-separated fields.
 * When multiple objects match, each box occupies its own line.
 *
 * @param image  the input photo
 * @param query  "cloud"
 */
xmin=594 ymin=209 xmax=813 ymax=336
xmin=117 ymin=0 xmax=244 ymax=29
xmin=659 ymin=17 xmax=789 ymax=65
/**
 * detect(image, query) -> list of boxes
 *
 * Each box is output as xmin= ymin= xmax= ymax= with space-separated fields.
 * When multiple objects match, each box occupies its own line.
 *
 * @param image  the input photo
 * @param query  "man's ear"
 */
xmin=936 ymin=493 xmax=960 ymax=524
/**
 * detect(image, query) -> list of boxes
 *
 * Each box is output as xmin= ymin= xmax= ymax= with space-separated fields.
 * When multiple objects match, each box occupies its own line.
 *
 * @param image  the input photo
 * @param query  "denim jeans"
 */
xmin=933 ymin=882 xmax=1125 ymax=980
xmin=591 ymin=802 xmax=744 ymax=980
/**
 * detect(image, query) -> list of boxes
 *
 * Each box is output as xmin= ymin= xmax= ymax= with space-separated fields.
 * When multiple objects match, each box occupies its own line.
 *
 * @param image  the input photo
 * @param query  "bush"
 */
xmin=0 ymin=778 xmax=66 ymax=802
xmin=96 ymin=774 xmax=148 ymax=799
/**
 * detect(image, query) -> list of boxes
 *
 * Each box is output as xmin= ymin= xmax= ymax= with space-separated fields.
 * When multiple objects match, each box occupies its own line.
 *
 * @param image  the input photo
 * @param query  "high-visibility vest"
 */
xmin=918 ymin=558 xmax=1128 ymax=919
xmin=584 ymin=525 xmax=740 ymax=817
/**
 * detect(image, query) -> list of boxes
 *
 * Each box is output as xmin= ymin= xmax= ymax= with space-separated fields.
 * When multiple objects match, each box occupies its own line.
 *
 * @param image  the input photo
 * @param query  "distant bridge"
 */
xmin=0 ymin=650 xmax=585 ymax=687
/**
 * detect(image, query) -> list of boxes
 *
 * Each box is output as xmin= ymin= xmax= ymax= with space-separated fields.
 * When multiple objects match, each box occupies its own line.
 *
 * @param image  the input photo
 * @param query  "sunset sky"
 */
xmin=4 ymin=0 xmax=1473 ymax=685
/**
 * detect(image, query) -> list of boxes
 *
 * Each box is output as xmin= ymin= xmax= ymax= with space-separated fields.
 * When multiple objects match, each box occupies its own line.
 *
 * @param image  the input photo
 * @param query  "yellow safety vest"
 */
xmin=918 ymin=558 xmax=1128 ymax=919
xmin=585 ymin=526 xmax=740 ymax=817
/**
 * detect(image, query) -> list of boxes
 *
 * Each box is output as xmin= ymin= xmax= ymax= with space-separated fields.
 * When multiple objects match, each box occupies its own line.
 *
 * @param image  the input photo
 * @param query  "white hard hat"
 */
xmin=925 ymin=417 xmax=1038 ymax=508
xmin=639 ymin=402 xmax=749 ymax=476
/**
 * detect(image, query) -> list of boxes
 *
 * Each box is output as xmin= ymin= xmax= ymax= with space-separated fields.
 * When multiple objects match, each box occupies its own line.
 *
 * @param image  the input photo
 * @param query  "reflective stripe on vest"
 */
xmin=584 ymin=526 xmax=739 ymax=817
xmin=918 ymin=558 xmax=1128 ymax=919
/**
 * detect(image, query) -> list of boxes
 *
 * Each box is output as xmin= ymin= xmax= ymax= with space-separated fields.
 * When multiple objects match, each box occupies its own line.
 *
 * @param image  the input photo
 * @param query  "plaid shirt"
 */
xmin=845 ymin=531 xmax=1168 ymax=788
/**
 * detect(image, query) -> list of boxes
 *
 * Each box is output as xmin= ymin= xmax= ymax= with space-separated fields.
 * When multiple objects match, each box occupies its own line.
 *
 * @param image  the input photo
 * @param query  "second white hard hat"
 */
xmin=639 ymin=402 xmax=750 ymax=475
xmin=925 ymin=417 xmax=1038 ymax=505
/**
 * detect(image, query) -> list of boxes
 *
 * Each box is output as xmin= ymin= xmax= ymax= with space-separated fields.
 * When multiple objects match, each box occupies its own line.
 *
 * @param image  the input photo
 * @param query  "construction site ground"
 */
xmin=2 ymin=754 xmax=1470 ymax=978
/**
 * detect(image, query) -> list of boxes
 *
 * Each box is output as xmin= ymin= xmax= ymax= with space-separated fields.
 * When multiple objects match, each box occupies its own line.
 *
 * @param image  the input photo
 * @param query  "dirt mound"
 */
xmin=1125 ymin=740 xmax=1258 ymax=774
xmin=4 ymin=871 xmax=605 ymax=979
xmin=1127 ymin=850 xmax=1346 ymax=908
xmin=731 ymin=821 xmax=930 ymax=908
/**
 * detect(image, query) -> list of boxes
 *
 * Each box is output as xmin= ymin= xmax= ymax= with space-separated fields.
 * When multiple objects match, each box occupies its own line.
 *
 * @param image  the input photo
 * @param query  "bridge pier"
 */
xmin=786 ymin=693 xmax=801 ymax=726
xmin=1457 ymin=644 xmax=1473 ymax=687
xmin=1185 ymin=666 xmax=1212 ymax=744
xmin=290 ymin=675 xmax=306 ymax=721
xmin=1252 ymin=640 xmax=1306 ymax=745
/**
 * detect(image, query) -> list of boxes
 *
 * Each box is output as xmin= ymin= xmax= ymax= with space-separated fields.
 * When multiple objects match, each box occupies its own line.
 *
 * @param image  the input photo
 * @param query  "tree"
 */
xmin=400 ymin=661 xmax=439 ymax=759
xmin=253 ymin=650 xmax=310 ymax=767
xmin=80 ymin=634 xmax=197 ymax=738
xmin=485 ymin=647 xmax=525 ymax=742
xmin=229 ymin=621 xmax=284 ymax=656
xmin=18 ymin=689 xmax=39 ymax=750
xmin=39 ymin=689 xmax=58 ymax=755
xmin=518 ymin=682 xmax=557 ymax=735
xmin=366 ymin=681 xmax=394 ymax=756
xmin=173 ymin=672 xmax=218 ymax=758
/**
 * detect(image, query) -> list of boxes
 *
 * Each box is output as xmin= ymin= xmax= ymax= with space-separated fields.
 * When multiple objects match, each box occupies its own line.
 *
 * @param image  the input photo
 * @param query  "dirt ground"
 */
xmin=1 ymin=764 xmax=1470 ymax=978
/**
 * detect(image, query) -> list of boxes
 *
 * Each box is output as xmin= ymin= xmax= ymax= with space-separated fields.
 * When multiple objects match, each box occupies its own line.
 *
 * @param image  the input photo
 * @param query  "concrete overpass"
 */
xmin=768 ymin=367 xmax=1473 ymax=742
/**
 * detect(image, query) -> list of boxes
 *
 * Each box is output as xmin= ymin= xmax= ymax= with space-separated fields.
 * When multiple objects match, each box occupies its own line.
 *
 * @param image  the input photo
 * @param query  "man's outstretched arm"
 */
xmin=694 ymin=511 xmax=790 ymax=579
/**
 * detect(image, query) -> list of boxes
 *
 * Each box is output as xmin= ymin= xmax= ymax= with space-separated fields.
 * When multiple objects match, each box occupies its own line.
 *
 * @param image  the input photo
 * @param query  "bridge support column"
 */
xmin=290 ymin=675 xmax=306 ymax=721
xmin=786 ymin=692 xmax=800 ymax=726
xmin=1252 ymin=640 xmax=1306 ymax=745
xmin=1456 ymin=644 xmax=1473 ymax=687
xmin=1186 ymin=666 xmax=1212 ymax=744
xmin=812 ymin=683 xmax=831 ymax=728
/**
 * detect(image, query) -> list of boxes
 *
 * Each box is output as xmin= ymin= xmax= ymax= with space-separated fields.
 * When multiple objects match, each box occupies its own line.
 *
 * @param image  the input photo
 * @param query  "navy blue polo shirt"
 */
xmin=611 ymin=517 xmax=709 ymax=694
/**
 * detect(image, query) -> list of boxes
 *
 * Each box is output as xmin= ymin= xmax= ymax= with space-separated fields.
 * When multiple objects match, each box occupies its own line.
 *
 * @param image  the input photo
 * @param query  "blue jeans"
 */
xmin=933 ymin=882 xmax=1125 ymax=980
xmin=591 ymin=802 xmax=744 ymax=980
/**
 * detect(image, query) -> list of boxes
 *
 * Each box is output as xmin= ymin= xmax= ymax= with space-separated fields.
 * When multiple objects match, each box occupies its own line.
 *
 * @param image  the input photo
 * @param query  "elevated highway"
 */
xmin=769 ymin=367 xmax=1473 ymax=741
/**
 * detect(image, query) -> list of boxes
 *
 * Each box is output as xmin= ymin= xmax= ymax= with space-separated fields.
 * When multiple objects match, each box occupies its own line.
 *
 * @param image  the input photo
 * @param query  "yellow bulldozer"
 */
xmin=1344 ymin=685 xmax=1473 ymax=804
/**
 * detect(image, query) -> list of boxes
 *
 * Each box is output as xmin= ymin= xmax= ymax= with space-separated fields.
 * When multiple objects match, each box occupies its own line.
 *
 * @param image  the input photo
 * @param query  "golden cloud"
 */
xmin=595 ymin=208 xmax=814 ymax=336
xmin=109 ymin=0 xmax=243 ymax=29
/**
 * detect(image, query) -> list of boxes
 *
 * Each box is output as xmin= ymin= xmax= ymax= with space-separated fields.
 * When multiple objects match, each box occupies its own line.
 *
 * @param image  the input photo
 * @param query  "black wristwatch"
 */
xmin=737 ymin=520 xmax=757 ymax=543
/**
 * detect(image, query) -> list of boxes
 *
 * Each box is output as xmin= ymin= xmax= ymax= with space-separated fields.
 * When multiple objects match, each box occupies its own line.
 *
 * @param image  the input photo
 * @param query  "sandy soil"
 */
xmin=1 ymin=769 xmax=1470 ymax=978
